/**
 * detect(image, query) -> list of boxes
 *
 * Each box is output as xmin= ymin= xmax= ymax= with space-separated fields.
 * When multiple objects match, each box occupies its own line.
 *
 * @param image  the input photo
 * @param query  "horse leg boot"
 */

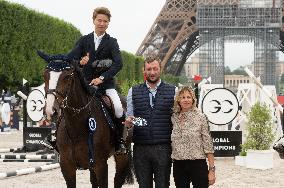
xmin=115 ymin=116 xmax=127 ymax=154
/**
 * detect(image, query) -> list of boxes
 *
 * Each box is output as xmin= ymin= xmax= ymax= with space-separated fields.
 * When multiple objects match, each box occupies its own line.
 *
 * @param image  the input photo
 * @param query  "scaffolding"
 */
xmin=197 ymin=0 xmax=282 ymax=85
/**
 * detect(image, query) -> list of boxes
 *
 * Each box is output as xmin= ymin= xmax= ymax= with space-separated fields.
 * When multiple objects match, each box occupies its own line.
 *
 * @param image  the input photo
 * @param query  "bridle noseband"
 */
xmin=46 ymin=68 xmax=94 ymax=115
xmin=46 ymin=89 xmax=57 ymax=98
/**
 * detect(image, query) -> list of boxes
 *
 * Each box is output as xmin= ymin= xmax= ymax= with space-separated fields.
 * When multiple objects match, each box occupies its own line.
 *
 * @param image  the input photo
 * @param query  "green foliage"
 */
xmin=116 ymin=51 xmax=144 ymax=95
xmin=161 ymin=74 xmax=179 ymax=85
xmin=225 ymin=66 xmax=247 ymax=75
xmin=232 ymin=66 xmax=247 ymax=75
xmin=117 ymin=53 xmax=189 ymax=95
xmin=239 ymin=144 xmax=247 ymax=156
xmin=280 ymin=74 xmax=284 ymax=84
xmin=242 ymin=102 xmax=275 ymax=151
xmin=119 ymin=79 xmax=141 ymax=96
xmin=225 ymin=66 xmax=232 ymax=75
xmin=0 ymin=0 xmax=81 ymax=92
xmin=161 ymin=74 xmax=188 ymax=86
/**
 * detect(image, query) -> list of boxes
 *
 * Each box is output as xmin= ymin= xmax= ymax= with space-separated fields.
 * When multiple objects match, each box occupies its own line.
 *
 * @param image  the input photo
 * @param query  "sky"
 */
xmin=225 ymin=42 xmax=254 ymax=70
xmin=6 ymin=0 xmax=264 ymax=70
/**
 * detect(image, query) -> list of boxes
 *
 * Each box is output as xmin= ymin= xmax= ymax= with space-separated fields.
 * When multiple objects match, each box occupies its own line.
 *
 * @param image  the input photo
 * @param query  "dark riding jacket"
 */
xmin=132 ymin=82 xmax=175 ymax=144
xmin=68 ymin=32 xmax=123 ymax=89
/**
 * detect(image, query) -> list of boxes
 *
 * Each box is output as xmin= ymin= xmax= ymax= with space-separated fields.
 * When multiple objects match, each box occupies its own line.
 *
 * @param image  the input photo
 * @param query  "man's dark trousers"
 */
xmin=133 ymin=144 xmax=172 ymax=188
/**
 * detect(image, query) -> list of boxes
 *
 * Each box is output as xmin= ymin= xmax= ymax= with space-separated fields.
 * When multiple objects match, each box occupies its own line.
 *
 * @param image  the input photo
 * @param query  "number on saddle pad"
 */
xmin=132 ymin=117 xmax=148 ymax=127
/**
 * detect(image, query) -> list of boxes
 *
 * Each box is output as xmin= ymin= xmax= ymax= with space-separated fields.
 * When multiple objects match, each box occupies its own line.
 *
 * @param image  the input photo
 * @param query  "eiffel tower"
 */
xmin=136 ymin=0 xmax=284 ymax=85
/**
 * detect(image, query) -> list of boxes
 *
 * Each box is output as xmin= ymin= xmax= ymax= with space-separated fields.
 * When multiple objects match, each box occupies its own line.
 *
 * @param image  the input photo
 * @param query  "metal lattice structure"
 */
xmin=136 ymin=0 xmax=199 ymax=74
xmin=197 ymin=0 xmax=281 ymax=84
xmin=136 ymin=0 xmax=284 ymax=85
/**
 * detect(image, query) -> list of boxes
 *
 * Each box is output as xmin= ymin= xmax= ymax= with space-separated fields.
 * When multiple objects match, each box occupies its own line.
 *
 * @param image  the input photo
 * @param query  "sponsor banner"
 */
xmin=202 ymin=88 xmax=239 ymax=125
xmin=211 ymin=131 xmax=242 ymax=157
xmin=24 ymin=127 xmax=51 ymax=151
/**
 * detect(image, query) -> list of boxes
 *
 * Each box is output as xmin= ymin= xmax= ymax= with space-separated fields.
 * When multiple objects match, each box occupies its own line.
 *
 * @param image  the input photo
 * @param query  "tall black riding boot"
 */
xmin=115 ymin=116 xmax=127 ymax=154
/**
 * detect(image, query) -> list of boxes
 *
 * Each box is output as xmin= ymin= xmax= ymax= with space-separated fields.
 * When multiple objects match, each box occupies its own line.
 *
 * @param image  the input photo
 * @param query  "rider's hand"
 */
xmin=123 ymin=116 xmax=135 ymax=129
xmin=80 ymin=53 xmax=89 ymax=65
xmin=89 ymin=78 xmax=103 ymax=86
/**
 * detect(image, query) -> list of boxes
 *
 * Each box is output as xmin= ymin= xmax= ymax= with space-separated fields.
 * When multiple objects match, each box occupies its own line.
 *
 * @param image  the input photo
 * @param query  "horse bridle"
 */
xmin=46 ymin=68 xmax=95 ymax=114
xmin=46 ymin=88 xmax=57 ymax=98
xmin=46 ymin=70 xmax=74 ymax=99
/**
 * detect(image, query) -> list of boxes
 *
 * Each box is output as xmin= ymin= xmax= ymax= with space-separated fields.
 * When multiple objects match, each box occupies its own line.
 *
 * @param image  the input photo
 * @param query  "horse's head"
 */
xmin=273 ymin=136 xmax=284 ymax=159
xmin=38 ymin=51 xmax=74 ymax=120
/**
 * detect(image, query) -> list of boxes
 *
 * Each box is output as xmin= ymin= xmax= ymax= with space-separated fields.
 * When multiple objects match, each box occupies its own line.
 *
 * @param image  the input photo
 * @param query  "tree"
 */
xmin=242 ymin=102 xmax=275 ymax=151
xmin=280 ymin=74 xmax=284 ymax=83
xmin=225 ymin=66 xmax=232 ymax=75
xmin=231 ymin=66 xmax=247 ymax=75
xmin=0 ymin=1 xmax=81 ymax=92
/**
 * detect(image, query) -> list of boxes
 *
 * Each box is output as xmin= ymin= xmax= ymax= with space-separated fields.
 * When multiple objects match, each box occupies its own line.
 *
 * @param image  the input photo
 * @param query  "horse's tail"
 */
xmin=124 ymin=144 xmax=135 ymax=184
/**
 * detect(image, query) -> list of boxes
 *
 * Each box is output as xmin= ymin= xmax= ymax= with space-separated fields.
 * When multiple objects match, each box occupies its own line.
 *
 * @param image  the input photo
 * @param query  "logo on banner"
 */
xmin=26 ymin=89 xmax=45 ymax=122
xmin=89 ymin=118 xmax=97 ymax=132
xmin=201 ymin=88 xmax=239 ymax=125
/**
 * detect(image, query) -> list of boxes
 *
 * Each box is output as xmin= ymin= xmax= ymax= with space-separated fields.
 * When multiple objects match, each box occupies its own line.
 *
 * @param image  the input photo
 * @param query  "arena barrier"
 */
xmin=0 ymin=159 xmax=54 ymax=162
xmin=0 ymin=148 xmax=23 ymax=153
xmin=0 ymin=154 xmax=55 ymax=160
xmin=0 ymin=163 xmax=60 ymax=179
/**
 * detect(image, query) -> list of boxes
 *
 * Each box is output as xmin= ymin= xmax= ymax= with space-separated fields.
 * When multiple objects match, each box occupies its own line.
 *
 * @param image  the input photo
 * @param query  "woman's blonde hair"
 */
xmin=173 ymin=86 xmax=197 ymax=113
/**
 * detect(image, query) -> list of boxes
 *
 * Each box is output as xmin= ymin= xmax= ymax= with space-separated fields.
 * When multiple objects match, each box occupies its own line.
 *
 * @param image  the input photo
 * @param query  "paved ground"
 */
xmin=1 ymin=130 xmax=284 ymax=188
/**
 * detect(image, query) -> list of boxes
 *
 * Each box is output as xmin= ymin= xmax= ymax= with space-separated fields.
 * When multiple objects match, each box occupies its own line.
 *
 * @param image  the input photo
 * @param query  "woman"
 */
xmin=171 ymin=86 xmax=216 ymax=188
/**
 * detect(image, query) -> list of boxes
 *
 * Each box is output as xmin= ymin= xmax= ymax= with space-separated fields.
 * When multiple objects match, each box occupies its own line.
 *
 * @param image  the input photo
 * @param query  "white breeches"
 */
xmin=105 ymin=89 xmax=123 ymax=118
xmin=1 ymin=103 xmax=11 ymax=125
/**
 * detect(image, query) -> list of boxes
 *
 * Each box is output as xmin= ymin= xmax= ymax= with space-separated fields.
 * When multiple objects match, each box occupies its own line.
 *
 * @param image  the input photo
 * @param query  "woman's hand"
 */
xmin=208 ymin=170 xmax=216 ymax=185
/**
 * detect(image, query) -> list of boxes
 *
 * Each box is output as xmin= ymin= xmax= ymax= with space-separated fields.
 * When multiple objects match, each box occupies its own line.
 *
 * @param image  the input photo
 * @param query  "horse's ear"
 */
xmin=37 ymin=50 xmax=50 ymax=63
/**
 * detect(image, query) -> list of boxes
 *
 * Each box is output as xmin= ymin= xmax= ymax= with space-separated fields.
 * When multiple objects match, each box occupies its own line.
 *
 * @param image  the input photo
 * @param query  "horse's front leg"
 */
xmin=92 ymin=159 xmax=108 ymax=188
xmin=58 ymin=126 xmax=77 ymax=188
xmin=60 ymin=157 xmax=77 ymax=188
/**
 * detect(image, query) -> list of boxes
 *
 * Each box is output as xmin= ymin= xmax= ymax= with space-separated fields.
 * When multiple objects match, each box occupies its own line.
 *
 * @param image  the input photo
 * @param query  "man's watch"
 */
xmin=99 ymin=76 xmax=104 ymax=81
xmin=209 ymin=165 xmax=216 ymax=172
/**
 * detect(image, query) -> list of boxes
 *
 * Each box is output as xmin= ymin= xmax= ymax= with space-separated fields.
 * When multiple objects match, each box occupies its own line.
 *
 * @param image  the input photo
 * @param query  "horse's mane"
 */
xmin=71 ymin=60 xmax=98 ymax=96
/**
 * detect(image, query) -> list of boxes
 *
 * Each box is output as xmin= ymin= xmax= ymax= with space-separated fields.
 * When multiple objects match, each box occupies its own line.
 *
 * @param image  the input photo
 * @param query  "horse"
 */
xmin=39 ymin=51 xmax=134 ymax=188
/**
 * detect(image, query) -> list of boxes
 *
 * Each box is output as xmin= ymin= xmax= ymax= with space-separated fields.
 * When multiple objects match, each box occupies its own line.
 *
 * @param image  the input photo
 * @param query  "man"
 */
xmin=67 ymin=7 xmax=126 ymax=154
xmin=124 ymin=55 xmax=176 ymax=188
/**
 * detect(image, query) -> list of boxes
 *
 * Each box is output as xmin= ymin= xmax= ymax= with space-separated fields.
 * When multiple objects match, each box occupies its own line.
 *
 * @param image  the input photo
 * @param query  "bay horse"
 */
xmin=39 ymin=51 xmax=134 ymax=188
